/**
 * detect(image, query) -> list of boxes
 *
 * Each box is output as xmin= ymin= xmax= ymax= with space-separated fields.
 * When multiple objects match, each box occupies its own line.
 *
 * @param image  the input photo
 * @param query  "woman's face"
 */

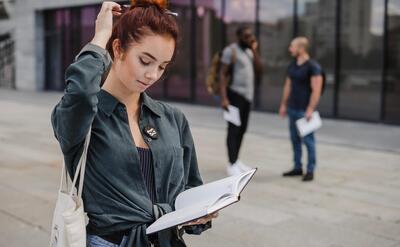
xmin=113 ymin=34 xmax=175 ymax=93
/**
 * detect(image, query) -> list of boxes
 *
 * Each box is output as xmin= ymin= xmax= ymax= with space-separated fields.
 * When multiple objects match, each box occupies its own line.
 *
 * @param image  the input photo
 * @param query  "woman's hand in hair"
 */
xmin=91 ymin=1 xmax=122 ymax=49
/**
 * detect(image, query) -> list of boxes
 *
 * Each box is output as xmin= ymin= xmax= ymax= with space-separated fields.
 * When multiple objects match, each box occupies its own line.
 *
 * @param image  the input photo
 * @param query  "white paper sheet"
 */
xmin=223 ymin=105 xmax=241 ymax=127
xmin=295 ymin=111 xmax=322 ymax=137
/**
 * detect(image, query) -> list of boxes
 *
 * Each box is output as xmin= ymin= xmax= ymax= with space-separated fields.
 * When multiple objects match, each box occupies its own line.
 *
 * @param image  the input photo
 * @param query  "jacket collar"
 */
xmin=141 ymin=92 xmax=162 ymax=117
xmin=98 ymin=89 xmax=162 ymax=118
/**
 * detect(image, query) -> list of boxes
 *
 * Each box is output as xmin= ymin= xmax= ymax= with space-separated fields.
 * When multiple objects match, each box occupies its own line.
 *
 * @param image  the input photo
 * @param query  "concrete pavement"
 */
xmin=0 ymin=89 xmax=399 ymax=247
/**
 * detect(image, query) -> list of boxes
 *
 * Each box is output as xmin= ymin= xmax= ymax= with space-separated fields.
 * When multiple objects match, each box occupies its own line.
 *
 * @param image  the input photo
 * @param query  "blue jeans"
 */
xmin=288 ymin=108 xmax=316 ymax=173
xmin=87 ymin=235 xmax=127 ymax=247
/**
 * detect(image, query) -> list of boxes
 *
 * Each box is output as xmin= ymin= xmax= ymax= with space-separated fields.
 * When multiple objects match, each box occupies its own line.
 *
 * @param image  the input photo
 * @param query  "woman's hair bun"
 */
xmin=130 ymin=0 xmax=168 ymax=10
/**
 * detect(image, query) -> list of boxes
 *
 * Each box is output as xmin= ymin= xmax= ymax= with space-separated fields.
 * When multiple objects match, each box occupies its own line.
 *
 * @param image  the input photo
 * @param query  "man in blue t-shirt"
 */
xmin=279 ymin=37 xmax=323 ymax=182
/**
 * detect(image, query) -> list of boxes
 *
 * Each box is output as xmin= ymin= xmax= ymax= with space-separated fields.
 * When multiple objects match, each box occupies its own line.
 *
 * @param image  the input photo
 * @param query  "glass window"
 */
xmin=297 ymin=0 xmax=336 ymax=117
xmin=257 ymin=0 xmax=294 ymax=111
xmin=45 ymin=9 xmax=71 ymax=91
xmin=44 ymin=5 xmax=99 ymax=91
xmin=80 ymin=7 xmax=97 ymax=47
xmin=151 ymin=0 xmax=192 ymax=101
xmin=338 ymin=0 xmax=384 ymax=121
xmin=194 ymin=0 xmax=224 ymax=105
xmin=0 ymin=34 xmax=14 ymax=89
xmin=385 ymin=0 xmax=400 ymax=124
xmin=224 ymin=0 xmax=257 ymax=43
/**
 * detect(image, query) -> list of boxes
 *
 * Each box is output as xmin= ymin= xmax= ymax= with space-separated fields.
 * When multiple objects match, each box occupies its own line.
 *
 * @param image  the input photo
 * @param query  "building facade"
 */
xmin=0 ymin=0 xmax=399 ymax=124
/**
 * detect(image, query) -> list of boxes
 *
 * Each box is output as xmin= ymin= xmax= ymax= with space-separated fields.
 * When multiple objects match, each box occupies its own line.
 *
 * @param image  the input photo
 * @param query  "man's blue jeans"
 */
xmin=288 ymin=108 xmax=316 ymax=173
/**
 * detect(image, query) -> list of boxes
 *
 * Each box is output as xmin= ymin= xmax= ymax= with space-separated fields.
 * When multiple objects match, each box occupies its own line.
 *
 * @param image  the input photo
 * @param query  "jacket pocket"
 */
xmin=169 ymin=146 xmax=185 ymax=185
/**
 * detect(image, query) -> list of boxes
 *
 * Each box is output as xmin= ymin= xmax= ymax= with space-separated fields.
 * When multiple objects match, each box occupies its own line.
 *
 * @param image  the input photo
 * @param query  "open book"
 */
xmin=295 ymin=111 xmax=322 ymax=137
xmin=146 ymin=168 xmax=257 ymax=234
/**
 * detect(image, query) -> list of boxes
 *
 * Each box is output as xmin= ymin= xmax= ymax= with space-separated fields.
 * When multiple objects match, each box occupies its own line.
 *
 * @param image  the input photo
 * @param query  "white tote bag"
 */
xmin=50 ymin=129 xmax=92 ymax=247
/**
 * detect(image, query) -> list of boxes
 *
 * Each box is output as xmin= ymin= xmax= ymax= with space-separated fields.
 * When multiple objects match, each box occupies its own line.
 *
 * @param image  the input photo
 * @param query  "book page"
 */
xmin=207 ymin=195 xmax=238 ymax=214
xmin=234 ymin=168 xmax=257 ymax=196
xmin=175 ymin=175 xmax=238 ymax=210
xmin=146 ymin=204 xmax=208 ymax=235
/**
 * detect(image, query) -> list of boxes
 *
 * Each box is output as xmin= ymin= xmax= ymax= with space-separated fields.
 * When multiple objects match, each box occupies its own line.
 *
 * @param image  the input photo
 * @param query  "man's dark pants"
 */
xmin=227 ymin=89 xmax=251 ymax=164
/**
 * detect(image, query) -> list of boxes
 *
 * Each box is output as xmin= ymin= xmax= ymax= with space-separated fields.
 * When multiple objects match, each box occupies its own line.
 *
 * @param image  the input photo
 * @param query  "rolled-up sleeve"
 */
xmin=51 ymin=43 xmax=111 ymax=155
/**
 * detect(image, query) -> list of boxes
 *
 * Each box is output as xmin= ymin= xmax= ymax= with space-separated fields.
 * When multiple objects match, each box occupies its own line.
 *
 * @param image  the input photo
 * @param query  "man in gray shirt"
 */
xmin=219 ymin=26 xmax=262 ymax=176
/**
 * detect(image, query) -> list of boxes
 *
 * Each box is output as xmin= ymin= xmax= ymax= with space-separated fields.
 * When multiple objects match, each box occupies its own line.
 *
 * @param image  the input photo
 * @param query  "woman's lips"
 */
xmin=137 ymin=80 xmax=150 ymax=87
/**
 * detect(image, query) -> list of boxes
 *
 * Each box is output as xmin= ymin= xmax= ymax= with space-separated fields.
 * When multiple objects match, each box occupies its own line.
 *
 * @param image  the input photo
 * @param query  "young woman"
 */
xmin=51 ymin=1 xmax=216 ymax=246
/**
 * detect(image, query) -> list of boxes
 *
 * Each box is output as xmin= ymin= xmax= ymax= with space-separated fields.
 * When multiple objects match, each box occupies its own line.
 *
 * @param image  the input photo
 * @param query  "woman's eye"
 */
xmin=139 ymin=58 xmax=150 ymax=65
xmin=159 ymin=66 xmax=166 ymax=71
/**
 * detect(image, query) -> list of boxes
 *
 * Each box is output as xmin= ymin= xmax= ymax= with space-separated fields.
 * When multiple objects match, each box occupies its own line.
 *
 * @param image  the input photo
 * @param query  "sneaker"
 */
xmin=282 ymin=168 xmax=303 ymax=177
xmin=302 ymin=172 xmax=314 ymax=182
xmin=227 ymin=163 xmax=242 ymax=176
xmin=235 ymin=160 xmax=253 ymax=172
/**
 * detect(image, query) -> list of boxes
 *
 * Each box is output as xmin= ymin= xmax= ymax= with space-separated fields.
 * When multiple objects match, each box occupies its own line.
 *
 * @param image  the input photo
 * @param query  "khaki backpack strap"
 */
xmin=231 ymin=46 xmax=237 ymax=65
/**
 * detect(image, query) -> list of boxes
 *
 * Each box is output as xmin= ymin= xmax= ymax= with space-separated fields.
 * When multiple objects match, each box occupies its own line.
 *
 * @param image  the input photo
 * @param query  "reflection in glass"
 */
xmin=297 ymin=0 xmax=336 ymax=117
xmin=44 ymin=6 xmax=99 ymax=91
xmin=385 ymin=0 xmax=400 ymax=124
xmin=224 ymin=0 xmax=257 ymax=44
xmin=148 ymin=0 xmax=192 ymax=100
xmin=258 ymin=0 xmax=294 ymax=111
xmin=80 ymin=8 xmax=97 ymax=47
xmin=195 ymin=0 xmax=224 ymax=105
xmin=338 ymin=0 xmax=384 ymax=121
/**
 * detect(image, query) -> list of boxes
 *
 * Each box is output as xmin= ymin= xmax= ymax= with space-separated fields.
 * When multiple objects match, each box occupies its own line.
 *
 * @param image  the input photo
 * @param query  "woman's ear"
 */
xmin=112 ymin=39 xmax=124 ymax=60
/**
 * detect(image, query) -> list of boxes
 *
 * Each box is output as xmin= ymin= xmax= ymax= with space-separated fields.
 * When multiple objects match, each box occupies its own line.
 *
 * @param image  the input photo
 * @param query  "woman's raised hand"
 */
xmin=91 ymin=1 xmax=122 ymax=49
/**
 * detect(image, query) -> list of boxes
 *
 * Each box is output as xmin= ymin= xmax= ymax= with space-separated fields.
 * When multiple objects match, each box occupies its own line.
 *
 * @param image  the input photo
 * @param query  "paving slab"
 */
xmin=0 ymin=89 xmax=399 ymax=247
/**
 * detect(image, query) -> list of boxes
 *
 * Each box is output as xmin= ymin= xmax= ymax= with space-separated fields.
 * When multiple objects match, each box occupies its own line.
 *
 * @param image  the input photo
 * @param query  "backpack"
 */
xmin=206 ymin=47 xmax=237 ymax=95
xmin=307 ymin=60 xmax=326 ymax=95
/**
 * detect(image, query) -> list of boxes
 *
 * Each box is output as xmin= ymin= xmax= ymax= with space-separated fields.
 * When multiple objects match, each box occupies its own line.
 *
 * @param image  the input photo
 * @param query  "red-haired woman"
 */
xmin=51 ymin=1 xmax=217 ymax=246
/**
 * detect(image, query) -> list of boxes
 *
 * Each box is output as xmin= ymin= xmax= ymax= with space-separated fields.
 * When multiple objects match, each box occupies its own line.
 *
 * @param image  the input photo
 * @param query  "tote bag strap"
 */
xmin=57 ymin=127 xmax=92 ymax=198
xmin=69 ymin=127 xmax=92 ymax=198
xmin=59 ymin=159 xmax=69 ymax=192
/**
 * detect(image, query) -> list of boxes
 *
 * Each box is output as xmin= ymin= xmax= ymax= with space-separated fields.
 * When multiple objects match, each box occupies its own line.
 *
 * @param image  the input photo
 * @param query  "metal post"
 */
xmin=380 ymin=0 xmax=389 ymax=122
xmin=221 ymin=0 xmax=227 ymax=46
xmin=333 ymin=0 xmax=341 ymax=118
xmin=293 ymin=0 xmax=298 ymax=37
xmin=254 ymin=0 xmax=261 ymax=109
xmin=190 ymin=0 xmax=197 ymax=103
